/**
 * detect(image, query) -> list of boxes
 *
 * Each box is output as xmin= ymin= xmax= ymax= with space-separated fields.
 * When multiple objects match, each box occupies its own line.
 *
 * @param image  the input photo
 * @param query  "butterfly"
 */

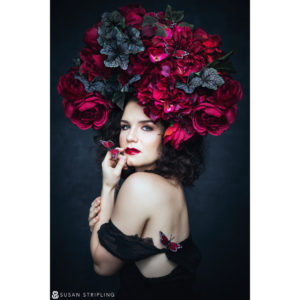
xmin=99 ymin=140 xmax=120 ymax=160
xmin=159 ymin=231 xmax=183 ymax=252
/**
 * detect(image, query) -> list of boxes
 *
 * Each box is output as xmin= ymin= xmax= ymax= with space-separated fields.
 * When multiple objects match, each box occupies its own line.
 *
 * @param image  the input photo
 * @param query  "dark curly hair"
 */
xmin=94 ymin=97 xmax=206 ymax=186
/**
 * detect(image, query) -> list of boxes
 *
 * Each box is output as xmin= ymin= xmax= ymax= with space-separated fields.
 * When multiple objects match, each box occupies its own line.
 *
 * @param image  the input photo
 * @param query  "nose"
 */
xmin=126 ymin=126 xmax=138 ymax=143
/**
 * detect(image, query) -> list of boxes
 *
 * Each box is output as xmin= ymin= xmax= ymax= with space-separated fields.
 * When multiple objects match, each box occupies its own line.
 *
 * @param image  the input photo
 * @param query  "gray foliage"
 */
xmin=74 ymin=74 xmax=120 ymax=97
xmin=198 ymin=68 xmax=224 ymax=90
xmin=176 ymin=68 xmax=224 ymax=93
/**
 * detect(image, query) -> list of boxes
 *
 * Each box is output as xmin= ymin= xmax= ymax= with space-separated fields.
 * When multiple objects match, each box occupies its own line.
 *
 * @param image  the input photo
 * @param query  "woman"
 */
xmin=89 ymin=97 xmax=203 ymax=299
xmin=57 ymin=4 xmax=242 ymax=299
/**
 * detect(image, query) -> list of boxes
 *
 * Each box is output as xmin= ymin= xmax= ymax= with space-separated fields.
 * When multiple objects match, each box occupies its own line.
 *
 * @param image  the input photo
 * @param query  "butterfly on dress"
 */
xmin=99 ymin=140 xmax=120 ymax=160
xmin=159 ymin=231 xmax=183 ymax=252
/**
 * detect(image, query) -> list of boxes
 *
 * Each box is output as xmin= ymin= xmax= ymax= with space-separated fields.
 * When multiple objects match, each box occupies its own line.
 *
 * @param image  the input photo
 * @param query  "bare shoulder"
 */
xmin=120 ymin=172 xmax=183 ymax=207
xmin=116 ymin=172 xmax=160 ymax=208
xmin=123 ymin=172 xmax=179 ymax=192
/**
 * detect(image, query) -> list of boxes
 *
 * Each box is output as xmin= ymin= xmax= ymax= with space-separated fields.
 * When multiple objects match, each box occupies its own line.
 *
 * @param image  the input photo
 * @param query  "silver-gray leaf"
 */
xmin=198 ymin=68 xmax=224 ymax=90
xmin=74 ymin=74 xmax=106 ymax=93
xmin=176 ymin=77 xmax=203 ymax=94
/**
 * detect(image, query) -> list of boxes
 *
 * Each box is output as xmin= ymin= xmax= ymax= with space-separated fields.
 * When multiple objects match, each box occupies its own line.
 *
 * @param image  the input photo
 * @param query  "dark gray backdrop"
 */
xmin=51 ymin=0 xmax=249 ymax=299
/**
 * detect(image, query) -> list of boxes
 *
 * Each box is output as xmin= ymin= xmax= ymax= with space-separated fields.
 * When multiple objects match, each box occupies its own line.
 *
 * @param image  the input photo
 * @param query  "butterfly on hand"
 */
xmin=159 ymin=231 xmax=183 ymax=252
xmin=99 ymin=140 xmax=120 ymax=160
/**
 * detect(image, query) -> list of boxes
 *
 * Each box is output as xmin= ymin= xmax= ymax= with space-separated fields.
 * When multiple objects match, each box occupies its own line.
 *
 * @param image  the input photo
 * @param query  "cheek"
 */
xmin=119 ymin=132 xmax=126 ymax=147
xmin=144 ymin=133 xmax=162 ymax=153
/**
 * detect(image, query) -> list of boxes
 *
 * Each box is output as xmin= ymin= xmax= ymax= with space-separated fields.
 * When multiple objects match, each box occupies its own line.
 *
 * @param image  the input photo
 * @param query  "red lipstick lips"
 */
xmin=125 ymin=148 xmax=140 ymax=155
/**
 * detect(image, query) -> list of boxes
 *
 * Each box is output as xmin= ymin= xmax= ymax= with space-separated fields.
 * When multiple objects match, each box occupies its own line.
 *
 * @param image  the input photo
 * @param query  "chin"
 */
xmin=126 ymin=157 xmax=138 ymax=167
xmin=126 ymin=157 xmax=146 ymax=169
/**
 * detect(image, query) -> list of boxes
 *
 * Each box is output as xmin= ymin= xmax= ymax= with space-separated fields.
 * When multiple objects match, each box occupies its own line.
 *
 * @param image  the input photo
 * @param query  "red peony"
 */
xmin=192 ymin=102 xmax=237 ymax=136
xmin=63 ymin=93 xmax=112 ymax=130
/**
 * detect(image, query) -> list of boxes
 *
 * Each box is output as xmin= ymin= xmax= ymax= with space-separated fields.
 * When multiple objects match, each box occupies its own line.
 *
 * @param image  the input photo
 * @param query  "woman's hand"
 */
xmin=101 ymin=148 xmax=128 ymax=190
xmin=88 ymin=196 xmax=102 ymax=232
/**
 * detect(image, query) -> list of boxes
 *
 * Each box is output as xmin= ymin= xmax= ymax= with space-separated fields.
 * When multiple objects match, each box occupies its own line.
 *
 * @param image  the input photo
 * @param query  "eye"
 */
xmin=120 ymin=124 xmax=129 ymax=130
xmin=142 ymin=125 xmax=153 ymax=131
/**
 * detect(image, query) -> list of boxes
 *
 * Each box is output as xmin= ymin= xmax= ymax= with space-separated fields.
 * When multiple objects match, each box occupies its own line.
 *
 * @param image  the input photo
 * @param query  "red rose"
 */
xmin=80 ymin=47 xmax=111 ymax=81
xmin=163 ymin=121 xmax=195 ymax=150
xmin=57 ymin=68 xmax=87 ymax=102
xmin=83 ymin=22 xmax=101 ymax=51
xmin=192 ymin=102 xmax=237 ymax=136
xmin=63 ymin=94 xmax=111 ymax=130
xmin=215 ymin=77 xmax=243 ymax=107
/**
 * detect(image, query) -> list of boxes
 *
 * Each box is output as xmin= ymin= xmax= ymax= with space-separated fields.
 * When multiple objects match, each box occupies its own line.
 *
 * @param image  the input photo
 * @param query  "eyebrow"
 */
xmin=120 ymin=119 xmax=155 ymax=124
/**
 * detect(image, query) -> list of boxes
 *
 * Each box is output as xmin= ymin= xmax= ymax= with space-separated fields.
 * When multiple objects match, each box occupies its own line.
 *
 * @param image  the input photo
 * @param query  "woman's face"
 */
xmin=119 ymin=100 xmax=164 ymax=172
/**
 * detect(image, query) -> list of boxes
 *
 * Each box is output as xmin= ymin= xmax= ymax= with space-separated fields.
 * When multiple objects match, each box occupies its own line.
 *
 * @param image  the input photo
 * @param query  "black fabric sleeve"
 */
xmin=97 ymin=220 xmax=163 ymax=262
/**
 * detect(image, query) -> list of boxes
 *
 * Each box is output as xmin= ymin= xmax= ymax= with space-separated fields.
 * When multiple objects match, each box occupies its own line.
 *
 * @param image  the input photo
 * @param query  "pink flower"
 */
xmin=148 ymin=47 xmax=169 ymax=63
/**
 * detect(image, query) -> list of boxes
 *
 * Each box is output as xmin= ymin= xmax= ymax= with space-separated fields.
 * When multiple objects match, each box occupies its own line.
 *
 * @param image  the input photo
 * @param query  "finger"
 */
xmin=92 ymin=196 xmax=101 ymax=206
xmin=89 ymin=213 xmax=100 ymax=226
xmin=102 ymin=150 xmax=114 ymax=168
xmin=89 ymin=206 xmax=101 ymax=221
xmin=89 ymin=205 xmax=101 ymax=218
xmin=89 ymin=215 xmax=99 ymax=226
xmin=90 ymin=200 xmax=100 ymax=212
xmin=93 ymin=197 xmax=101 ymax=207
xmin=91 ymin=197 xmax=101 ymax=210
xmin=114 ymin=155 xmax=127 ymax=175
xmin=89 ymin=216 xmax=99 ymax=231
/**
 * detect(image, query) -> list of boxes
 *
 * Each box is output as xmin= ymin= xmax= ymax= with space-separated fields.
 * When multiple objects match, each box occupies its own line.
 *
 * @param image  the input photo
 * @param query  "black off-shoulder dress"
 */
xmin=98 ymin=219 xmax=201 ymax=300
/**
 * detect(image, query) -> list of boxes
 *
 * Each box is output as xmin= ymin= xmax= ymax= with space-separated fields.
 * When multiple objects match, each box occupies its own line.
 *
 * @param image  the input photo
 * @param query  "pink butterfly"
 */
xmin=159 ymin=231 xmax=183 ymax=252
xmin=99 ymin=140 xmax=120 ymax=160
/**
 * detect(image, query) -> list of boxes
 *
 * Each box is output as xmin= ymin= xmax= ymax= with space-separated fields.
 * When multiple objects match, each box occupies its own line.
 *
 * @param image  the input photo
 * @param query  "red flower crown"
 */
xmin=57 ymin=4 xmax=243 ymax=150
